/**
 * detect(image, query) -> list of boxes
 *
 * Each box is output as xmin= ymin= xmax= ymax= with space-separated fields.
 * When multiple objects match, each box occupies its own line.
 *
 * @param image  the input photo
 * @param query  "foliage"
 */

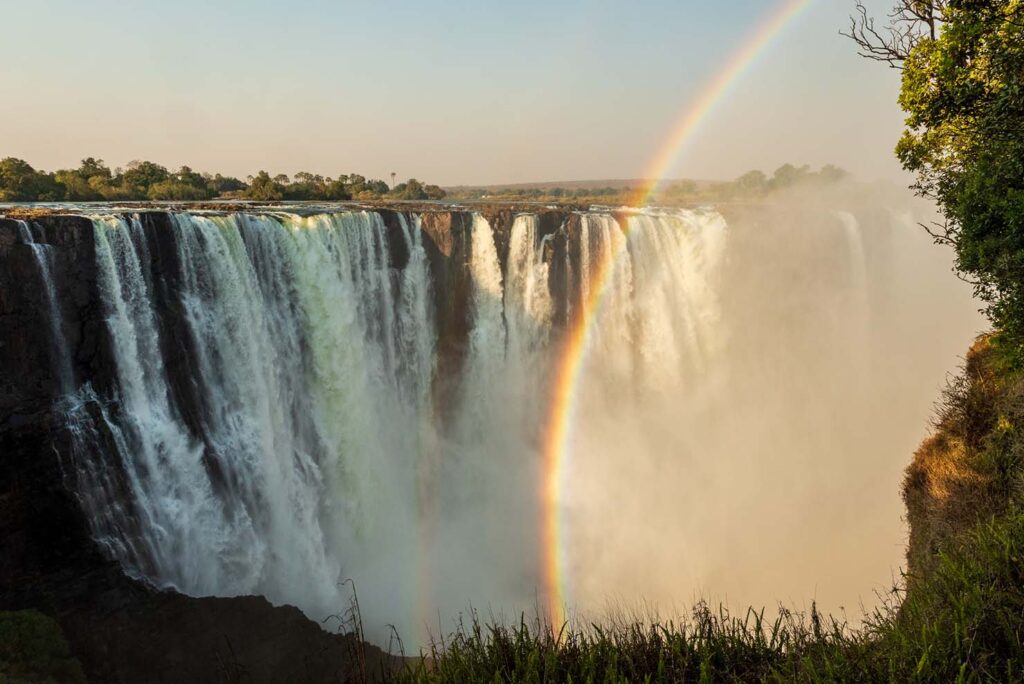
xmin=0 ymin=158 xmax=63 ymax=201
xmin=0 ymin=610 xmax=86 ymax=683
xmin=0 ymin=156 xmax=445 ymax=204
xmin=389 ymin=178 xmax=446 ymax=201
xmin=851 ymin=1 xmax=1024 ymax=359
xmin=120 ymin=160 xmax=170 ymax=195
xmin=245 ymin=170 xmax=286 ymax=201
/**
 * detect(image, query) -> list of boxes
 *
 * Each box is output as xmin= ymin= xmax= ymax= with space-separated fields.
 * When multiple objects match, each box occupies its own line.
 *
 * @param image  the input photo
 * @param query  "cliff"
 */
xmin=903 ymin=334 xmax=1023 ymax=582
xmin=0 ymin=214 xmax=395 ymax=681
xmin=0 ymin=207 xmax=588 ymax=682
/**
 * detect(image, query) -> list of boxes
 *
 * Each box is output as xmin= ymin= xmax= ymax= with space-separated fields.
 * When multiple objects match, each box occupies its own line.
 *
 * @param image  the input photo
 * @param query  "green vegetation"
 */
xmin=850 ymin=0 xmax=1024 ymax=361
xmin=0 ymin=610 xmax=85 ymax=683
xmin=0 ymin=157 xmax=445 ymax=203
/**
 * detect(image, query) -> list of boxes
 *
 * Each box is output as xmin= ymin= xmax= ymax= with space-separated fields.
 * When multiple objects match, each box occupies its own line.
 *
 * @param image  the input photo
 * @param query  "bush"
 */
xmin=0 ymin=610 xmax=85 ymax=683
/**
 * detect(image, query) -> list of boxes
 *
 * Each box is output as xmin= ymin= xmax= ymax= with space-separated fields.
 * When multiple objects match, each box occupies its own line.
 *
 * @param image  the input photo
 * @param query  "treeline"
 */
xmin=659 ymin=163 xmax=849 ymax=203
xmin=0 ymin=157 xmax=446 ymax=202
xmin=449 ymin=185 xmax=630 ymax=202
xmin=448 ymin=163 xmax=849 ymax=206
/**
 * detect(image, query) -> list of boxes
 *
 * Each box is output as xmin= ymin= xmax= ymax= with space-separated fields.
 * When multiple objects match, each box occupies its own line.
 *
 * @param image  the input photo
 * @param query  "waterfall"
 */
xmin=836 ymin=211 xmax=869 ymax=321
xmin=27 ymin=203 xmax=977 ymax=646
xmin=835 ymin=211 xmax=871 ymax=361
xmin=504 ymin=214 xmax=552 ymax=362
xmin=16 ymin=220 xmax=74 ymax=392
xmin=51 ymin=208 xmax=736 ymax=641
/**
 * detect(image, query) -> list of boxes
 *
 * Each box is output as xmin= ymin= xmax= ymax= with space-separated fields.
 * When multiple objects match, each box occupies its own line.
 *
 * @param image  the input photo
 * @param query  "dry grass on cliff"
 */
xmin=904 ymin=334 xmax=1024 ymax=579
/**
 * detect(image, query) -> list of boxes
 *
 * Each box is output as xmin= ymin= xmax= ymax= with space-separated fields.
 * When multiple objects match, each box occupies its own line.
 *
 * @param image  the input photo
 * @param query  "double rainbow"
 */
xmin=539 ymin=0 xmax=817 ymax=628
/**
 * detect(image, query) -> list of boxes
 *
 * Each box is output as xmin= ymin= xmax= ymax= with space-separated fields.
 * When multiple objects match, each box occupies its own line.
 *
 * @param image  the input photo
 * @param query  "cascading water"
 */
xmin=15 ymin=220 xmax=75 ymax=392
xmin=21 ymin=202 xmax=980 ymax=646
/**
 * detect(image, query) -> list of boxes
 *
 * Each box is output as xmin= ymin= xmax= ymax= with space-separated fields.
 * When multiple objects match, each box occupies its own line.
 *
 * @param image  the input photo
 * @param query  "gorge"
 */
xmin=0 ymin=190 xmax=982 ymax=679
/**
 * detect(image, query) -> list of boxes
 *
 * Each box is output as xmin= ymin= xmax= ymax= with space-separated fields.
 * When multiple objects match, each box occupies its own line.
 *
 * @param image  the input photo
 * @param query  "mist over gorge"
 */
xmin=0 ymin=182 xmax=981 ymax=650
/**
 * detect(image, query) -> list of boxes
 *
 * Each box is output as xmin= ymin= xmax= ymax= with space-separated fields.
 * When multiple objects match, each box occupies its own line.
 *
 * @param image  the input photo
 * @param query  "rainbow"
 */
xmin=540 ymin=0 xmax=816 ymax=628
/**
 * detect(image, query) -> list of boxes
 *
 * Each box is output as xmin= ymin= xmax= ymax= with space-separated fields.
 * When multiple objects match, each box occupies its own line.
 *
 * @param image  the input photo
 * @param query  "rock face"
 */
xmin=902 ymin=334 xmax=1016 ymax=583
xmin=0 ymin=207 xmax=580 ymax=682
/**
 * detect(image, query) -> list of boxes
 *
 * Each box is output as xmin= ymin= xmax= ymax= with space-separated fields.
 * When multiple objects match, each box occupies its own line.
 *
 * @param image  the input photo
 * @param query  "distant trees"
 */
xmin=735 ymin=170 xmax=768 ymax=193
xmin=731 ymin=164 xmax=849 ymax=194
xmin=245 ymin=171 xmax=285 ymax=201
xmin=240 ymin=172 xmax=446 ymax=202
xmin=389 ymin=178 xmax=446 ymax=200
xmin=0 ymin=158 xmax=63 ymax=201
xmin=0 ymin=156 xmax=446 ymax=204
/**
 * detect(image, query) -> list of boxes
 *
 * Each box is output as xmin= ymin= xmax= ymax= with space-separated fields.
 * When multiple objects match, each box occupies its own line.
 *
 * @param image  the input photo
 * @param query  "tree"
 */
xmin=77 ymin=157 xmax=112 ymax=181
xmin=847 ymin=1 xmax=1024 ymax=356
xmin=323 ymin=178 xmax=352 ymax=200
xmin=208 ymin=174 xmax=247 ymax=195
xmin=54 ymin=170 xmax=102 ymax=201
xmin=843 ymin=1 xmax=945 ymax=68
xmin=245 ymin=171 xmax=285 ymax=201
xmin=121 ymin=161 xmax=169 ymax=194
xmin=735 ymin=170 xmax=768 ymax=194
xmin=818 ymin=164 xmax=849 ymax=183
xmin=424 ymin=184 xmax=446 ymax=200
xmin=769 ymin=163 xmax=811 ymax=189
xmin=147 ymin=180 xmax=212 ymax=201
xmin=0 ymin=158 xmax=64 ymax=201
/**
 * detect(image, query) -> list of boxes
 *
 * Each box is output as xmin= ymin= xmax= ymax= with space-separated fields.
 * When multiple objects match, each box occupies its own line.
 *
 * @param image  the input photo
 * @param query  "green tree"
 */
xmin=0 ymin=158 xmax=64 ymax=201
xmin=52 ymin=172 xmax=94 ymax=201
xmin=323 ymin=178 xmax=352 ymax=200
xmin=120 ymin=160 xmax=169 ymax=195
xmin=77 ymin=157 xmax=111 ymax=180
xmin=848 ymin=1 xmax=1024 ymax=356
xmin=208 ymin=173 xmax=247 ymax=195
xmin=245 ymin=171 xmax=285 ymax=201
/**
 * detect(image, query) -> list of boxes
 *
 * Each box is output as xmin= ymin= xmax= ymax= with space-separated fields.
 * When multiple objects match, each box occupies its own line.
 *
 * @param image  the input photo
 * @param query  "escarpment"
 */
xmin=0 ymin=206 xmax=586 ymax=682
xmin=903 ymin=334 xmax=1023 ymax=583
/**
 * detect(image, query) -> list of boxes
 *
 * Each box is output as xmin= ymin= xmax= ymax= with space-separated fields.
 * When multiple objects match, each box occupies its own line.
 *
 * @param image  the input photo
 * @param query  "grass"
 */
xmin=382 ymin=511 xmax=1024 ymax=683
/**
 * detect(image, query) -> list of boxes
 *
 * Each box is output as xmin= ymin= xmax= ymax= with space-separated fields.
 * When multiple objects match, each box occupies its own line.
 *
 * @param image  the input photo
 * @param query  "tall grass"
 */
xmin=377 ymin=512 xmax=1024 ymax=683
xmin=375 ymin=340 xmax=1024 ymax=682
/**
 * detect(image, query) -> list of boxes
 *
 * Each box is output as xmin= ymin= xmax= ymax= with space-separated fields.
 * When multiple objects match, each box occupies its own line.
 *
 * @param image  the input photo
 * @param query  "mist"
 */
xmin=561 ymin=182 xmax=982 ymax=626
xmin=35 ymin=184 xmax=982 ymax=650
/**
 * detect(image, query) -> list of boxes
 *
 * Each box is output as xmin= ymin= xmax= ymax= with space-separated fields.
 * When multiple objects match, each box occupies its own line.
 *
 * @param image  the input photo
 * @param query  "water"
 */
xmin=20 ymin=203 xmax=981 ymax=645
xmin=16 ymin=220 xmax=74 ymax=392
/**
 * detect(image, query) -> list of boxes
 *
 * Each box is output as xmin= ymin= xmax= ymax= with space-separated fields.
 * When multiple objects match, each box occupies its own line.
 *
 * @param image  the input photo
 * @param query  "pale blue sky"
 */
xmin=0 ymin=0 xmax=904 ymax=185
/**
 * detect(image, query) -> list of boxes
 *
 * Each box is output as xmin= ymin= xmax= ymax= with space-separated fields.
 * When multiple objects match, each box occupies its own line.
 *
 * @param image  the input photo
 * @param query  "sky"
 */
xmin=0 ymin=0 xmax=905 ymax=186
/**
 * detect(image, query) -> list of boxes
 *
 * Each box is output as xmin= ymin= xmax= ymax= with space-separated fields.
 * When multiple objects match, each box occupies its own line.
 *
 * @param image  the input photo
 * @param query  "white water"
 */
xmin=16 ymin=220 xmax=74 ymax=391
xmin=35 ymin=202 xmax=980 ymax=645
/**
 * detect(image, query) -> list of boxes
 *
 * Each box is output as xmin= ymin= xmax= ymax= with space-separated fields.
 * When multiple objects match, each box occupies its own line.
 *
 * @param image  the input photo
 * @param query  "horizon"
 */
xmin=2 ymin=0 xmax=905 ymax=187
